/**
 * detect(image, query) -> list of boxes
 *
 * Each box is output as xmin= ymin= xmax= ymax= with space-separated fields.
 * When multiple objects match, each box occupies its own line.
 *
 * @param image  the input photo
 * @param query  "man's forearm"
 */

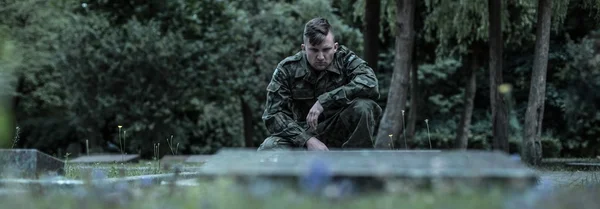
xmin=263 ymin=112 xmax=313 ymax=147
xmin=317 ymin=67 xmax=379 ymax=109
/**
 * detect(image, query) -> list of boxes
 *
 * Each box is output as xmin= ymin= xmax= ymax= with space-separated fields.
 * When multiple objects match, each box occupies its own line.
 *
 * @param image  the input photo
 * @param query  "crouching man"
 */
xmin=257 ymin=17 xmax=382 ymax=151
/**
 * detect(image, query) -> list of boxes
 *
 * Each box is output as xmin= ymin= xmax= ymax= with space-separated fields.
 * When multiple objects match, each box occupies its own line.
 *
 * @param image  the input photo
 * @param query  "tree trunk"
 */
xmin=241 ymin=97 xmax=254 ymax=147
xmin=523 ymin=0 xmax=552 ymax=165
xmin=455 ymin=52 xmax=478 ymax=149
xmin=375 ymin=0 xmax=415 ymax=149
xmin=363 ymin=0 xmax=381 ymax=72
xmin=488 ymin=0 xmax=509 ymax=153
xmin=407 ymin=61 xmax=418 ymax=143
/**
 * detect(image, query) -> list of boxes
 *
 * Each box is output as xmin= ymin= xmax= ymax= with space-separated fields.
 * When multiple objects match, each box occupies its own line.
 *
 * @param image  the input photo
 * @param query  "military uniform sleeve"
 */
xmin=317 ymin=55 xmax=380 ymax=109
xmin=262 ymin=68 xmax=313 ymax=147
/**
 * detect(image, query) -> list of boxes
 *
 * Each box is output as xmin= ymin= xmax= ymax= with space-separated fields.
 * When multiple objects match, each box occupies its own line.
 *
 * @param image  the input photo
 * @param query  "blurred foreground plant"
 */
xmin=0 ymin=24 xmax=18 ymax=148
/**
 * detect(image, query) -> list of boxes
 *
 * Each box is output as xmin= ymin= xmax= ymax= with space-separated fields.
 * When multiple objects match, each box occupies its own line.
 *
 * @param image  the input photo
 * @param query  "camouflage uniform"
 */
xmin=257 ymin=45 xmax=382 ymax=151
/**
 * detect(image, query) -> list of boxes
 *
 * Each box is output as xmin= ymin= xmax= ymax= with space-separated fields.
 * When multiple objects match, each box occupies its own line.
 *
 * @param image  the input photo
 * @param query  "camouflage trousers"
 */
xmin=257 ymin=98 xmax=382 ymax=151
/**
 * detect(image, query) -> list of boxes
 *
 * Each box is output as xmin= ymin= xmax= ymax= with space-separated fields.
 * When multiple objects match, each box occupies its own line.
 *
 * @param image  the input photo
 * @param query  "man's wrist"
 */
xmin=317 ymin=95 xmax=331 ymax=109
xmin=293 ymin=131 xmax=313 ymax=147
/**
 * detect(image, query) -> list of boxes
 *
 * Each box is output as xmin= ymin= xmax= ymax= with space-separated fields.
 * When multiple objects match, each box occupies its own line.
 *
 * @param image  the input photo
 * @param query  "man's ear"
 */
xmin=301 ymin=44 xmax=305 ymax=51
xmin=334 ymin=42 xmax=339 ymax=52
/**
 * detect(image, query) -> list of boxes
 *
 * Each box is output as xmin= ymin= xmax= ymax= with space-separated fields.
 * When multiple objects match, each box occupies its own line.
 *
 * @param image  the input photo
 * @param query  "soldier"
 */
xmin=257 ymin=17 xmax=382 ymax=151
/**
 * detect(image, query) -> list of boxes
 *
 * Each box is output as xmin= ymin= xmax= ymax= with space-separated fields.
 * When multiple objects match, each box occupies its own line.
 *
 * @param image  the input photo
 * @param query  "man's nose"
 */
xmin=316 ymin=53 xmax=324 ymax=60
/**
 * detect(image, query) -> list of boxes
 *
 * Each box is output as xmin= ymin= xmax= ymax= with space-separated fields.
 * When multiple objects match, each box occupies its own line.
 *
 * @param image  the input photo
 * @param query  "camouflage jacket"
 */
xmin=262 ymin=45 xmax=380 ymax=147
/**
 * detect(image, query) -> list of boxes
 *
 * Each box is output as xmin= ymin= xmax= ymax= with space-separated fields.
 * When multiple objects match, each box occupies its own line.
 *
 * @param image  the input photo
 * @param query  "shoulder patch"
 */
xmin=336 ymin=45 xmax=366 ymax=70
xmin=278 ymin=51 xmax=302 ymax=67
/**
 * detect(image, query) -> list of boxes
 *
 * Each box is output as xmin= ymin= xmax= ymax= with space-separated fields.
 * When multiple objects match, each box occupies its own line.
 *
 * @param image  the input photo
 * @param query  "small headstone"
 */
xmin=0 ymin=149 xmax=65 ymax=178
xmin=565 ymin=162 xmax=600 ymax=170
xmin=185 ymin=155 xmax=212 ymax=163
xmin=69 ymin=154 xmax=140 ymax=163
xmin=160 ymin=155 xmax=191 ymax=164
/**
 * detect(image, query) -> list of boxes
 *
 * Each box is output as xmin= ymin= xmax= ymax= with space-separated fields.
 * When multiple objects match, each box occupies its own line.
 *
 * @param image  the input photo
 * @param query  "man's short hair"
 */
xmin=303 ymin=17 xmax=335 ymax=46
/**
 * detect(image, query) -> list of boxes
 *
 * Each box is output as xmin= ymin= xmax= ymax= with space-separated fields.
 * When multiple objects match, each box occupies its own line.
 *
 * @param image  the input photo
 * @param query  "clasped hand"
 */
xmin=305 ymin=101 xmax=328 ymax=151
xmin=306 ymin=101 xmax=323 ymax=131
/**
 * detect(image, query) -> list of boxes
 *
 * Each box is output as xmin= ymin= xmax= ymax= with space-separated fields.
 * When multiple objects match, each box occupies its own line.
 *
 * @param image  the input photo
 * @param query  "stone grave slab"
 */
xmin=565 ymin=162 xmax=600 ymax=170
xmin=184 ymin=155 xmax=212 ymax=163
xmin=197 ymin=149 xmax=538 ymax=192
xmin=160 ymin=155 xmax=191 ymax=164
xmin=0 ymin=171 xmax=204 ymax=192
xmin=70 ymin=154 xmax=140 ymax=164
xmin=0 ymin=149 xmax=65 ymax=178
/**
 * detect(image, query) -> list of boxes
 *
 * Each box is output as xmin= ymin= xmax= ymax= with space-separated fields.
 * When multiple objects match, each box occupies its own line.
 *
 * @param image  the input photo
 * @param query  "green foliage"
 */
xmin=410 ymin=115 xmax=562 ymax=157
xmin=418 ymin=58 xmax=462 ymax=85
xmin=3 ymin=0 xmax=599 ymax=158
xmin=540 ymin=134 xmax=564 ymax=158
xmin=550 ymin=33 xmax=600 ymax=157
xmin=2 ymin=0 xmax=364 ymax=156
xmin=0 ymin=106 xmax=11 ymax=148
xmin=189 ymin=99 xmax=244 ymax=154
xmin=51 ymin=3 xmax=246 ymax=156
xmin=553 ymin=0 xmax=600 ymax=31
xmin=414 ymin=58 xmax=463 ymax=120
xmin=0 ymin=0 xmax=75 ymax=153
xmin=349 ymin=0 xmax=396 ymax=41
xmin=557 ymin=35 xmax=600 ymax=114
xmin=214 ymin=0 xmax=365 ymax=146
xmin=0 ymin=25 xmax=17 ymax=98
xmin=0 ymin=13 xmax=16 ymax=148
xmin=424 ymin=0 xmax=489 ymax=56
xmin=423 ymin=0 xmax=537 ymax=56
xmin=1 ymin=0 xmax=74 ymax=116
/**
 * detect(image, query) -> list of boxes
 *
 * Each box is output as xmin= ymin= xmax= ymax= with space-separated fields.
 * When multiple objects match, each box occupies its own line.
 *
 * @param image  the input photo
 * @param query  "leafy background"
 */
xmin=0 ymin=0 xmax=598 ymax=159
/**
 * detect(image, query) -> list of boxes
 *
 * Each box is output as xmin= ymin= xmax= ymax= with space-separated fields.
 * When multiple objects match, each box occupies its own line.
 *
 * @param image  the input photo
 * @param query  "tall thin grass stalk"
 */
xmin=118 ymin=125 xmax=123 ymax=161
xmin=402 ymin=110 xmax=407 ymax=149
xmin=123 ymin=130 xmax=127 ymax=154
xmin=154 ymin=143 xmax=160 ymax=173
xmin=11 ymin=126 xmax=20 ymax=149
xmin=86 ymin=139 xmax=89 ymax=156
xmin=154 ymin=143 xmax=158 ymax=172
xmin=167 ymin=135 xmax=176 ymax=155
xmin=158 ymin=143 xmax=160 ymax=172
xmin=425 ymin=119 xmax=431 ymax=149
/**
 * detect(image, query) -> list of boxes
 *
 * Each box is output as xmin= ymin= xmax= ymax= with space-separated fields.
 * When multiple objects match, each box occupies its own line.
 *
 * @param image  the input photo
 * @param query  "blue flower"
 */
xmin=248 ymin=178 xmax=275 ymax=198
xmin=299 ymin=159 xmax=332 ymax=194
xmin=140 ymin=177 xmax=153 ymax=188
xmin=510 ymin=154 xmax=521 ymax=162
xmin=92 ymin=169 xmax=107 ymax=180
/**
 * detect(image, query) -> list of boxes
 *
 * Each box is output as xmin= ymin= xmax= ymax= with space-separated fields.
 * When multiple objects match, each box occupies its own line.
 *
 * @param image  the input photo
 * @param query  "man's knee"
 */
xmin=257 ymin=136 xmax=294 ymax=151
xmin=348 ymin=99 xmax=382 ymax=117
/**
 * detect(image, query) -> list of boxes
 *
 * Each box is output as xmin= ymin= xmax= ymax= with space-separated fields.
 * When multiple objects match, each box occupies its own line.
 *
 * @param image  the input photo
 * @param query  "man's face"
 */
xmin=302 ymin=32 xmax=338 ymax=71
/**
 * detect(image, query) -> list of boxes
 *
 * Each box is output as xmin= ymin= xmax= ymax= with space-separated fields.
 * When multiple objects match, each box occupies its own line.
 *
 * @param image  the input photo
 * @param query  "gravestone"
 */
xmin=160 ymin=155 xmax=191 ymax=164
xmin=565 ymin=162 xmax=600 ymax=171
xmin=0 ymin=149 xmax=65 ymax=178
xmin=159 ymin=155 xmax=212 ymax=166
xmin=197 ymin=149 xmax=538 ymax=192
xmin=184 ymin=155 xmax=212 ymax=164
xmin=70 ymin=154 xmax=140 ymax=164
xmin=543 ymin=158 xmax=600 ymax=171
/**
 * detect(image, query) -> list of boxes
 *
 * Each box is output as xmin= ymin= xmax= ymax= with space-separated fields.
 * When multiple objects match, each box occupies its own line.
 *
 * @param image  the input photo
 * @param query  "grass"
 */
xmin=1 ymin=158 xmax=600 ymax=209
xmin=0 ymin=177 xmax=511 ymax=209
xmin=64 ymin=161 xmax=205 ymax=179
xmin=64 ymin=162 xmax=163 ymax=179
xmin=1 ymin=174 xmax=599 ymax=209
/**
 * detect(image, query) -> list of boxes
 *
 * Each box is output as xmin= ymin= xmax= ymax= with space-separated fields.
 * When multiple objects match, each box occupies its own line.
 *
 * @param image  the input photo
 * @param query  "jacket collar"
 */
xmin=294 ymin=51 xmax=341 ymax=83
